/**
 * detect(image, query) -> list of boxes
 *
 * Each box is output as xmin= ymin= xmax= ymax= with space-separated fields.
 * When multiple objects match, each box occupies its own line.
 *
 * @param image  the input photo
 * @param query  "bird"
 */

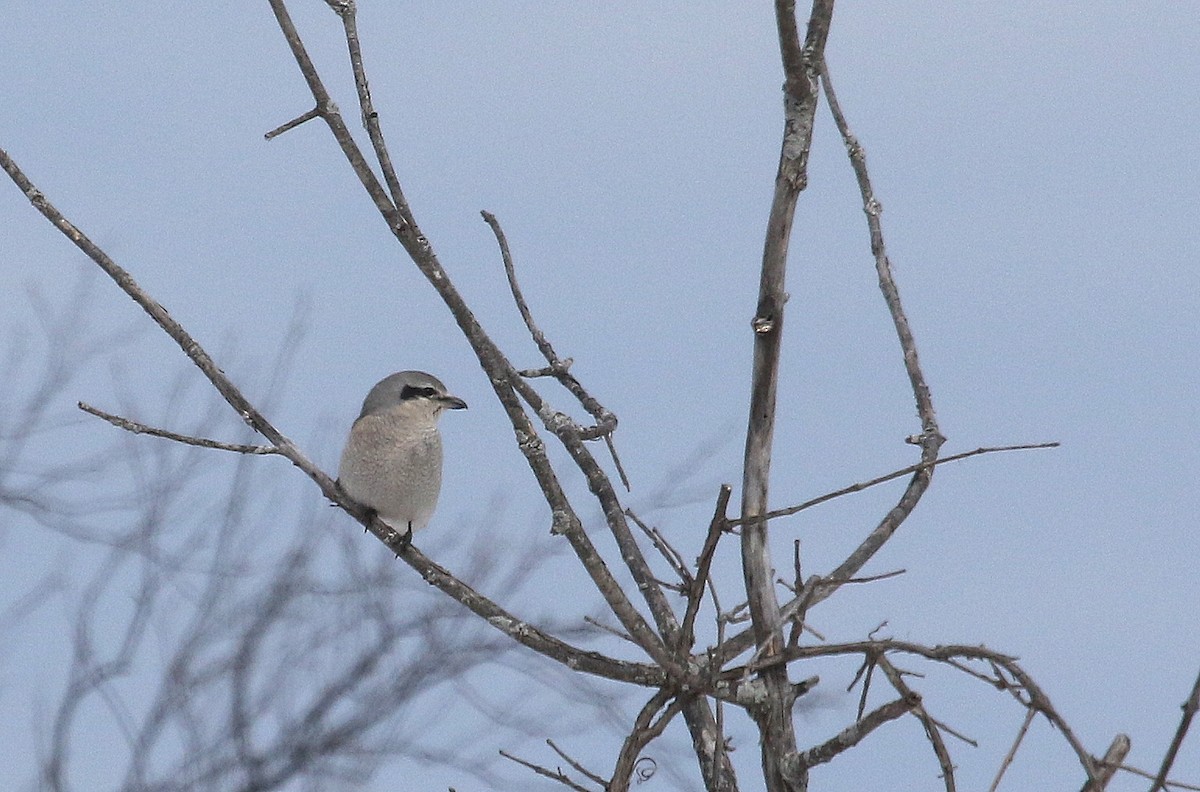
xmin=336 ymin=370 xmax=467 ymax=544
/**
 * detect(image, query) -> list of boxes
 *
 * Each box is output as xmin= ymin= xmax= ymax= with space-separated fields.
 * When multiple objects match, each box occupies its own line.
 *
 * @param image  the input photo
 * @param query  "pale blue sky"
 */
xmin=3 ymin=3 xmax=1198 ymax=790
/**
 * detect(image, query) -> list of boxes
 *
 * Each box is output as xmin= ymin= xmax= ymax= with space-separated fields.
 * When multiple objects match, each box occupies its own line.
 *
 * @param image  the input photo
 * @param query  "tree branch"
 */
xmin=738 ymin=3 xmax=835 ymax=790
xmin=608 ymin=688 xmax=678 ymax=792
xmin=728 ymin=442 xmax=1059 ymax=528
xmin=498 ymin=749 xmax=595 ymax=792
xmin=678 ymin=485 xmax=732 ymax=653
xmin=802 ymin=56 xmax=944 ymax=610
xmin=1149 ymin=668 xmax=1200 ymax=792
xmin=78 ymin=402 xmax=281 ymax=455
xmin=797 ymin=693 xmax=919 ymax=768
xmin=876 ymin=655 xmax=956 ymax=792
xmin=987 ymin=708 xmax=1036 ymax=792
xmin=481 ymin=210 xmax=617 ymax=442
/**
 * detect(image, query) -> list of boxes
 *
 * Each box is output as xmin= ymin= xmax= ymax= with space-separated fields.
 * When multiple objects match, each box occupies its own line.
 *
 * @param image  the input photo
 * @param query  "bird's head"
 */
xmin=357 ymin=370 xmax=468 ymax=422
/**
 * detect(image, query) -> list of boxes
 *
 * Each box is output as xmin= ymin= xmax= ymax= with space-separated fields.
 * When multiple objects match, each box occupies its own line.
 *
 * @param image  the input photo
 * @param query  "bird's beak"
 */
xmin=439 ymin=394 xmax=468 ymax=410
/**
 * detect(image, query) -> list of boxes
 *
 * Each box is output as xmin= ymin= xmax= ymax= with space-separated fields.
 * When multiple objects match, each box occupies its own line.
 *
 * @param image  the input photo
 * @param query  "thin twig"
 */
xmin=604 ymin=434 xmax=632 ymax=492
xmin=927 ymin=714 xmax=978 ymax=748
xmin=333 ymin=0 xmax=414 ymax=228
xmin=678 ymin=485 xmax=732 ymax=652
xmin=481 ymin=212 xmax=557 ymax=383
xmin=1150 ymin=668 xmax=1200 ymax=792
xmin=547 ymin=739 xmax=606 ymax=788
xmin=782 ymin=569 xmax=906 ymax=594
xmin=78 ymin=402 xmax=281 ymax=455
xmin=729 ymin=443 xmax=1059 ymax=528
xmin=1105 ymin=762 xmax=1200 ymax=791
xmin=263 ymin=106 xmax=323 ymax=140
xmin=625 ymin=508 xmax=690 ymax=587
xmin=877 ymin=655 xmax=956 ymax=792
xmin=583 ymin=616 xmax=637 ymax=646
xmin=480 ymin=210 xmax=620 ymax=442
xmin=849 ymin=655 xmax=875 ymax=722
xmin=805 ymin=54 xmax=945 ymax=615
xmin=786 ymin=541 xmax=804 ymax=647
xmin=498 ymin=749 xmax=594 ymax=792
xmin=988 ymin=709 xmax=1036 ymax=792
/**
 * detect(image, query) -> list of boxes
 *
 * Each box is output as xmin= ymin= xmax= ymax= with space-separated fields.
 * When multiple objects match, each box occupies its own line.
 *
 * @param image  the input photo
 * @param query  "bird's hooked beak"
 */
xmin=437 ymin=393 xmax=468 ymax=410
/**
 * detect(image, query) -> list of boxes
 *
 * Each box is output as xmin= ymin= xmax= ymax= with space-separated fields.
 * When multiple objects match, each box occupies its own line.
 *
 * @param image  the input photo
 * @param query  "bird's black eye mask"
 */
xmin=400 ymin=385 xmax=439 ymax=401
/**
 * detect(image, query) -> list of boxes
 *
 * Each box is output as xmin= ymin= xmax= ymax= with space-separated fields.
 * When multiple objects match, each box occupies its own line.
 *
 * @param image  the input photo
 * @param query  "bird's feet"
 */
xmin=393 ymin=522 xmax=413 ymax=557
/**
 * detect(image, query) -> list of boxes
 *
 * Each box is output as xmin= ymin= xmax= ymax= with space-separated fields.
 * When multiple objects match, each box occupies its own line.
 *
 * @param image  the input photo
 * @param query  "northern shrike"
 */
xmin=337 ymin=371 xmax=467 ymax=542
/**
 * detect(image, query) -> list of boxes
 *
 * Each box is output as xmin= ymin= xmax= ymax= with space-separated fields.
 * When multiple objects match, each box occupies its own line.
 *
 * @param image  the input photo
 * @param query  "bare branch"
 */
xmin=988 ymin=709 xmax=1036 ymax=792
xmin=625 ymin=508 xmax=691 ymax=588
xmin=729 ymin=443 xmax=1059 ymax=528
xmin=604 ymin=433 xmax=632 ymax=492
xmin=848 ymin=654 xmax=875 ymax=721
xmin=877 ymin=655 xmax=956 ymax=792
xmin=1149 ymin=668 xmax=1200 ymax=792
xmin=480 ymin=210 xmax=619 ymax=441
xmin=395 ymin=541 xmax=664 ymax=686
xmin=78 ymin=402 xmax=281 ymax=455
xmin=499 ymin=749 xmax=595 ymax=792
xmin=334 ymin=0 xmax=414 ymax=223
xmin=547 ymin=739 xmax=607 ymax=789
xmin=609 ymin=688 xmax=677 ymax=792
xmin=1101 ymin=760 xmax=1200 ymax=791
xmin=263 ymin=106 xmax=322 ymax=140
xmin=678 ymin=485 xmax=732 ymax=653
xmin=798 ymin=693 xmax=919 ymax=768
xmin=582 ymin=616 xmax=637 ymax=646
xmin=806 ymin=53 xmax=945 ymax=609
xmin=738 ymin=2 xmax=835 ymax=790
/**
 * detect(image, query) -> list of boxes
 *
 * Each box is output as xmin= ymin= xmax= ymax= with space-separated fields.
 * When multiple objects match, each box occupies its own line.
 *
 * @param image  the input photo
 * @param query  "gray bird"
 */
xmin=337 ymin=371 xmax=467 ymax=542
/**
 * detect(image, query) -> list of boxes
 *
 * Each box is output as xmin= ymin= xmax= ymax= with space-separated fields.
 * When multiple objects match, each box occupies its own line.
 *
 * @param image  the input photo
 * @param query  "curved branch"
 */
xmin=717 ymin=638 xmax=1100 ymax=784
xmin=809 ymin=57 xmax=945 ymax=606
xmin=608 ymin=688 xmax=677 ymax=792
